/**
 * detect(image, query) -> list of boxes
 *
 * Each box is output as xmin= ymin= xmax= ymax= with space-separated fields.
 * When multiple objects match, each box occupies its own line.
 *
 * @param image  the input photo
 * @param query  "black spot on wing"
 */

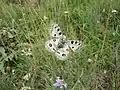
xmin=54 ymin=26 xmax=57 ymax=28
xmin=53 ymin=39 xmax=56 ymax=42
xmin=72 ymin=47 xmax=74 ymax=48
xmin=54 ymin=24 xmax=58 ymax=29
xmin=75 ymin=41 xmax=78 ymax=44
xmin=53 ymin=48 xmax=56 ymax=51
xmin=66 ymin=49 xmax=69 ymax=51
xmin=78 ymin=43 xmax=81 ymax=45
xmin=62 ymin=53 xmax=66 ymax=56
xmin=78 ymin=41 xmax=82 ymax=45
xmin=59 ymin=32 xmax=62 ymax=35
xmin=54 ymin=34 xmax=56 ymax=36
xmin=71 ymin=41 xmax=74 ymax=44
xmin=57 ymin=28 xmax=60 ymax=31
xmin=57 ymin=52 xmax=60 ymax=54
xmin=49 ymin=43 xmax=52 ymax=47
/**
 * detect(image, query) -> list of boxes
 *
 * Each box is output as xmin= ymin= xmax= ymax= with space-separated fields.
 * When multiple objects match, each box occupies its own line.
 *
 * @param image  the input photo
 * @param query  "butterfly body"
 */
xmin=45 ymin=23 xmax=83 ymax=60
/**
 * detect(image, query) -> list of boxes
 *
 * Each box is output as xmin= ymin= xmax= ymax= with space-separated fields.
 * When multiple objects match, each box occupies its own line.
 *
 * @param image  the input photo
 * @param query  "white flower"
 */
xmin=112 ymin=32 xmax=116 ymax=36
xmin=64 ymin=11 xmax=69 ymax=14
xmin=0 ymin=19 xmax=2 ymax=22
xmin=23 ymin=73 xmax=31 ymax=81
xmin=87 ymin=58 xmax=92 ymax=62
xmin=12 ymin=70 xmax=15 ymax=74
xmin=26 ymin=48 xmax=32 ymax=56
xmin=20 ymin=86 xmax=31 ymax=90
xmin=104 ymin=70 xmax=107 ymax=74
xmin=8 ymin=32 xmax=13 ymax=38
xmin=21 ymin=49 xmax=25 ymax=53
xmin=21 ymin=48 xmax=32 ymax=56
xmin=43 ymin=16 xmax=48 ymax=20
xmin=95 ymin=54 xmax=98 ymax=58
xmin=57 ymin=77 xmax=60 ymax=79
xmin=102 ymin=9 xmax=105 ymax=12
xmin=19 ymin=19 xmax=22 ymax=21
xmin=26 ymin=52 xmax=32 ymax=56
xmin=112 ymin=9 xmax=117 ymax=13
xmin=97 ymin=21 xmax=100 ymax=23
xmin=28 ymin=48 xmax=31 ymax=52
xmin=23 ymin=13 xmax=25 ymax=16
xmin=2 ymin=30 xmax=7 ymax=35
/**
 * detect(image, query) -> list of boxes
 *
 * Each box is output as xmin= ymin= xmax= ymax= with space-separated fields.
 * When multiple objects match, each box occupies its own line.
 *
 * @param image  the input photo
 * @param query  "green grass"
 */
xmin=0 ymin=0 xmax=120 ymax=90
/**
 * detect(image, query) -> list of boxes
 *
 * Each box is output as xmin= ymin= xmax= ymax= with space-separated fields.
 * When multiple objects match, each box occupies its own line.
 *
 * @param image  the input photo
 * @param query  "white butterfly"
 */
xmin=45 ymin=23 xmax=83 ymax=60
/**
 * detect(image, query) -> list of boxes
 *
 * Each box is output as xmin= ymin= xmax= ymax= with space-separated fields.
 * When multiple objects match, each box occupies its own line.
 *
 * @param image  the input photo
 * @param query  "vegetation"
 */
xmin=0 ymin=0 xmax=120 ymax=90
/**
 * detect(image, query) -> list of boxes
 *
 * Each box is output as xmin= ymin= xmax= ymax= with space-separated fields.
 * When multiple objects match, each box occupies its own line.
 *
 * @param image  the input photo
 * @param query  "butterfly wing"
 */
xmin=46 ymin=23 xmax=71 ymax=60
xmin=55 ymin=44 xmax=69 ymax=60
xmin=45 ymin=38 xmax=61 ymax=53
xmin=49 ymin=24 xmax=63 ymax=38
xmin=68 ymin=40 xmax=83 ymax=52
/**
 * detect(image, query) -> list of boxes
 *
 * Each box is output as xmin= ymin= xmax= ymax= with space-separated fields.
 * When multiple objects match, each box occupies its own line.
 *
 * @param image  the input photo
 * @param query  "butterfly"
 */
xmin=45 ymin=23 xmax=83 ymax=60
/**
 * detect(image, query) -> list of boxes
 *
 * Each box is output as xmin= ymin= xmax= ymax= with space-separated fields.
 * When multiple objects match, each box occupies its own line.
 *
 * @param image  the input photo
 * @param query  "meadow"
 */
xmin=0 ymin=0 xmax=120 ymax=90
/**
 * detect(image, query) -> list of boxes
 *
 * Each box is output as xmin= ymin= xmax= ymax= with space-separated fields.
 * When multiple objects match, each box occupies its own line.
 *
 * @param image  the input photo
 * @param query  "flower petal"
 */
xmin=53 ymin=83 xmax=61 ymax=87
xmin=63 ymin=83 xmax=67 ymax=88
xmin=60 ymin=86 xmax=63 ymax=89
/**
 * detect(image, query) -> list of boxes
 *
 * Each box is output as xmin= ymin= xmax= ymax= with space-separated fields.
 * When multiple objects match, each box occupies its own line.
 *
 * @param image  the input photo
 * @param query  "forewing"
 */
xmin=45 ymin=38 xmax=60 ymax=52
xmin=50 ymin=24 xmax=63 ymax=38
